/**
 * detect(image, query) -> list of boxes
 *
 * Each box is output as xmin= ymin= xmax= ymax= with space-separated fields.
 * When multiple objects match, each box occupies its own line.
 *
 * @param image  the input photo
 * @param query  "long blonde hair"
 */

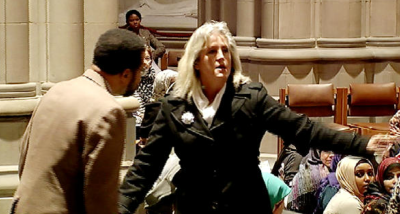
xmin=173 ymin=21 xmax=249 ymax=101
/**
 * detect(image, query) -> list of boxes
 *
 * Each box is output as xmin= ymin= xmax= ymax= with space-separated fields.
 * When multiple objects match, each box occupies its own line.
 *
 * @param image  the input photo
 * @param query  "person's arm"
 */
xmin=119 ymin=100 xmax=174 ymax=214
xmin=148 ymin=32 xmax=166 ymax=60
xmin=84 ymin=107 xmax=126 ymax=214
xmin=254 ymin=83 xmax=371 ymax=156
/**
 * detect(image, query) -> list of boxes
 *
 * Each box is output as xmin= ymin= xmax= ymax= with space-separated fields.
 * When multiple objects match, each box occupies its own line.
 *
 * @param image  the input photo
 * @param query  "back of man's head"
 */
xmin=93 ymin=28 xmax=145 ymax=75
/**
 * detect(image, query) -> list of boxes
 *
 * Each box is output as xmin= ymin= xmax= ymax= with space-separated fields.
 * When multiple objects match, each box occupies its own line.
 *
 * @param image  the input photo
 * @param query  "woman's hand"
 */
xmin=366 ymin=134 xmax=399 ymax=162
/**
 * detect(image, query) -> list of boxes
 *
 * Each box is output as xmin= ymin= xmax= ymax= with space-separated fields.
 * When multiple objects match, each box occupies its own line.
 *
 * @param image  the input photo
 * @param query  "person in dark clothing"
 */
xmin=118 ymin=21 xmax=394 ymax=214
xmin=272 ymin=144 xmax=303 ymax=186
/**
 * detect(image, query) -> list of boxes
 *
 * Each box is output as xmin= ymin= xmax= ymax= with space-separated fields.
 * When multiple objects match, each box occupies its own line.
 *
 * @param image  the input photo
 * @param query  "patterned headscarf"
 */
xmin=376 ymin=156 xmax=400 ymax=189
xmin=388 ymin=178 xmax=400 ymax=213
xmin=336 ymin=156 xmax=373 ymax=204
xmin=390 ymin=110 xmax=400 ymax=136
xmin=151 ymin=69 xmax=178 ymax=102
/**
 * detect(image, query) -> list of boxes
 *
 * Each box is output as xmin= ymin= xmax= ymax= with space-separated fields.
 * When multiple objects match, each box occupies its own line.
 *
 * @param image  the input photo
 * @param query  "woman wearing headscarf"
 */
xmin=286 ymin=149 xmax=333 ymax=213
xmin=151 ymin=69 xmax=178 ymax=102
xmin=362 ymin=156 xmax=400 ymax=214
xmin=387 ymin=177 xmax=400 ymax=213
xmin=261 ymin=172 xmax=291 ymax=214
xmin=324 ymin=156 xmax=375 ymax=214
xmin=314 ymin=154 xmax=345 ymax=214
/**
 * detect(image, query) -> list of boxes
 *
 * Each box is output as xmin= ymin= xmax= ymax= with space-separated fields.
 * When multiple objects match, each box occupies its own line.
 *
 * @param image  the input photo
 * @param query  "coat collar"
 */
xmin=168 ymin=83 xmax=252 ymax=140
xmin=82 ymin=69 xmax=112 ymax=93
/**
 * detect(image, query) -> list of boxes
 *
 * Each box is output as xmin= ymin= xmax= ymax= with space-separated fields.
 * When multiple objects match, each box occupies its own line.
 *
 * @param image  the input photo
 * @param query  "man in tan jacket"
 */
xmin=11 ymin=29 xmax=145 ymax=214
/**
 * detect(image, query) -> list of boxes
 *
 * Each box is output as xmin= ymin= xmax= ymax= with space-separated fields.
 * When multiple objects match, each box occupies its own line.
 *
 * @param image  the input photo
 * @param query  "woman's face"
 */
xmin=383 ymin=166 xmax=400 ymax=194
xmin=141 ymin=50 xmax=152 ymax=75
xmin=355 ymin=162 xmax=374 ymax=195
xmin=128 ymin=14 xmax=141 ymax=30
xmin=320 ymin=151 xmax=334 ymax=168
xmin=195 ymin=33 xmax=232 ymax=88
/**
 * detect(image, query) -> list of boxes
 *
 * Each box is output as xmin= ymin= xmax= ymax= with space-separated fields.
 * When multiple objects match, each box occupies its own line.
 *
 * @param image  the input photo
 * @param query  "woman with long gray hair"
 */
xmin=119 ymin=21 xmax=393 ymax=214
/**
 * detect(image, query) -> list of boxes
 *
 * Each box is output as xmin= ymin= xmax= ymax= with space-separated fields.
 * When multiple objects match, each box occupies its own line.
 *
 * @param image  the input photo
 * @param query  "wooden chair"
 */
xmin=344 ymin=82 xmax=399 ymax=136
xmin=160 ymin=50 xmax=185 ymax=70
xmin=277 ymin=83 xmax=354 ymax=154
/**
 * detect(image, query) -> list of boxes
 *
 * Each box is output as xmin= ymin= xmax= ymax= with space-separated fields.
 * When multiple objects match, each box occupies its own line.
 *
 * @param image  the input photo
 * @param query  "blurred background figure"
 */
xmin=120 ymin=9 xmax=166 ymax=68
xmin=133 ymin=46 xmax=156 ymax=129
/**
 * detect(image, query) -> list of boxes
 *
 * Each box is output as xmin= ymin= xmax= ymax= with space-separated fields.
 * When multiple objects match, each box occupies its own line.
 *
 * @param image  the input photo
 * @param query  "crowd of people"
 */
xmin=9 ymin=8 xmax=400 ymax=214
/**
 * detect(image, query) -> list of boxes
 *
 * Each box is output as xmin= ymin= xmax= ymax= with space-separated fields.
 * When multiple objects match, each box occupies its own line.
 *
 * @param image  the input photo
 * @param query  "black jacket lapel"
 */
xmin=211 ymin=83 xmax=251 ymax=130
xmin=169 ymin=99 xmax=213 ymax=141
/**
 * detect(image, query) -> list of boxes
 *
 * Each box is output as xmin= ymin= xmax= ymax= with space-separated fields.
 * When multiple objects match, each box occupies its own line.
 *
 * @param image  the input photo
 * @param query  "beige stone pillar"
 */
xmin=48 ymin=0 xmax=84 ymax=83
xmin=84 ymin=0 xmax=119 ymax=70
xmin=318 ymin=0 xmax=365 ymax=48
xmin=220 ymin=0 xmax=237 ymax=35
xmin=198 ymin=0 xmax=206 ymax=26
xmin=260 ymin=0 xmax=274 ymax=39
xmin=366 ymin=0 xmax=400 ymax=47
xmin=29 ymin=0 xmax=47 ymax=83
xmin=258 ymin=0 xmax=314 ymax=48
xmin=236 ymin=0 xmax=258 ymax=46
xmin=204 ymin=0 xmax=220 ymax=22
xmin=320 ymin=0 xmax=362 ymax=38
xmin=1 ymin=0 xmax=29 ymax=83
xmin=0 ymin=0 xmax=6 ymax=84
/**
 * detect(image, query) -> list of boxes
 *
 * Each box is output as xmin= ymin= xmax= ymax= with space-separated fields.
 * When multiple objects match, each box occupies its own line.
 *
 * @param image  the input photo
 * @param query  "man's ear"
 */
xmin=121 ymin=69 xmax=131 ymax=79
xmin=194 ymin=61 xmax=199 ymax=70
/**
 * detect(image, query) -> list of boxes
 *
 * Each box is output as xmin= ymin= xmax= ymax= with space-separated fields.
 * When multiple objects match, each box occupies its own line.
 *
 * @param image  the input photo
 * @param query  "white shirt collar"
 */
xmin=193 ymin=84 xmax=227 ymax=128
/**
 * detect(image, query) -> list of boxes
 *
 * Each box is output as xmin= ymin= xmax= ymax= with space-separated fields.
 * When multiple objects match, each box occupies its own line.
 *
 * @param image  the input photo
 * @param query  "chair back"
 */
xmin=348 ymin=83 xmax=398 ymax=117
xmin=286 ymin=83 xmax=335 ymax=118
xmin=160 ymin=50 xmax=185 ymax=70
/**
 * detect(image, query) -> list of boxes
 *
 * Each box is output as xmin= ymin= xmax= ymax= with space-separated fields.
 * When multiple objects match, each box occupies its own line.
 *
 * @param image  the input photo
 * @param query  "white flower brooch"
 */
xmin=181 ymin=112 xmax=195 ymax=125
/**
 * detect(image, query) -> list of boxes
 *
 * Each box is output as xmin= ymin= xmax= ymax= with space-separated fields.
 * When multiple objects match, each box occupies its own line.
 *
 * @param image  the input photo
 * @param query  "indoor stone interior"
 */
xmin=1 ymin=0 xmax=400 ymax=213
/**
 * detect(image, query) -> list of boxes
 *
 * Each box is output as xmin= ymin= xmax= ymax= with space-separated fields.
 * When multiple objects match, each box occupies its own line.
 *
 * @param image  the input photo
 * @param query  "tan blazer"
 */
xmin=13 ymin=69 xmax=127 ymax=214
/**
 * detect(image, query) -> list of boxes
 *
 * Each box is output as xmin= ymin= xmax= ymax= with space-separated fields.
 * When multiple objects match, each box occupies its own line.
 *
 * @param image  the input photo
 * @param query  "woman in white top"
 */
xmin=324 ymin=156 xmax=374 ymax=214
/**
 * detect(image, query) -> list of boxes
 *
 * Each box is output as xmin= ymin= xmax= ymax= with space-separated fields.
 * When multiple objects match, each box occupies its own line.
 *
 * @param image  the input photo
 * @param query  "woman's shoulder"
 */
xmin=324 ymin=189 xmax=361 ymax=213
xmin=237 ymin=82 xmax=268 ymax=95
xmin=139 ymin=28 xmax=151 ymax=35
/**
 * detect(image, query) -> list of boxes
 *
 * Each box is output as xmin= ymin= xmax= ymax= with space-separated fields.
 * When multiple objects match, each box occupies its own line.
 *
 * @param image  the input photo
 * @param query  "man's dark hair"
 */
xmin=125 ymin=10 xmax=142 ymax=24
xmin=93 ymin=28 xmax=145 ymax=75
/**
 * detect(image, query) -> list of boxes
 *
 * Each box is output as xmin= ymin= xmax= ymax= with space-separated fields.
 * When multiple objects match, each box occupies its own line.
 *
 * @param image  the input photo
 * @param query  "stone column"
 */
xmin=369 ymin=0 xmax=397 ymax=37
xmin=198 ymin=0 xmax=206 ymax=26
xmin=318 ymin=0 xmax=365 ymax=48
xmin=84 ymin=0 xmax=119 ymax=70
xmin=48 ymin=0 xmax=84 ymax=82
xmin=29 ymin=0 xmax=48 ymax=83
xmin=1 ymin=0 xmax=29 ymax=83
xmin=220 ymin=0 xmax=237 ymax=35
xmin=258 ymin=0 xmax=314 ymax=48
xmin=236 ymin=0 xmax=258 ymax=46
xmin=204 ymin=0 xmax=220 ymax=22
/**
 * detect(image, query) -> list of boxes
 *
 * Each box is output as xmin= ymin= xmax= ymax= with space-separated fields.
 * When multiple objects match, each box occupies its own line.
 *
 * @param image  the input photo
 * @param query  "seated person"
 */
xmin=324 ymin=156 xmax=375 ymax=214
xmin=261 ymin=172 xmax=291 ymax=214
xmin=362 ymin=156 xmax=400 ymax=214
xmin=133 ymin=46 xmax=156 ymax=127
xmin=286 ymin=149 xmax=333 ymax=213
xmin=151 ymin=69 xmax=178 ymax=103
xmin=314 ymin=154 xmax=345 ymax=214
xmin=271 ymin=144 xmax=303 ymax=186
xmin=387 ymin=177 xmax=400 ymax=214
xmin=120 ymin=10 xmax=166 ymax=63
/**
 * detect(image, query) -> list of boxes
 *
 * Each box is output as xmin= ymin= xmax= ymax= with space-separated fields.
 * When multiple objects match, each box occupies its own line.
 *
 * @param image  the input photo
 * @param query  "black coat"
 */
xmin=119 ymin=82 xmax=370 ymax=214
